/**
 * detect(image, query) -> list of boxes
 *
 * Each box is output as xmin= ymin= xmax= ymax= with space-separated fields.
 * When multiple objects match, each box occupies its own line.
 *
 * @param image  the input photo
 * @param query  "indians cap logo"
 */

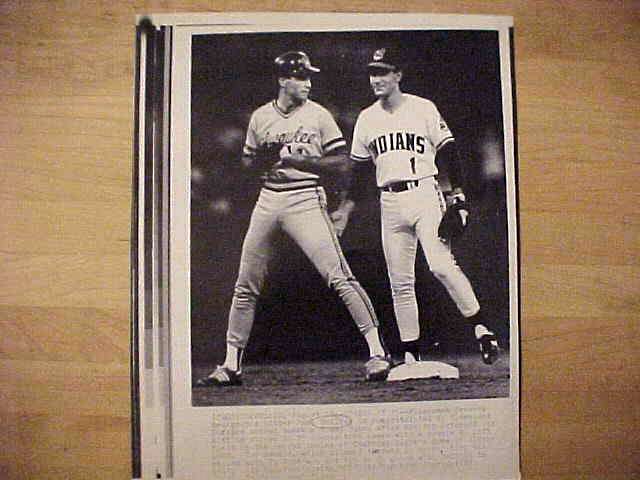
xmin=373 ymin=48 xmax=386 ymax=61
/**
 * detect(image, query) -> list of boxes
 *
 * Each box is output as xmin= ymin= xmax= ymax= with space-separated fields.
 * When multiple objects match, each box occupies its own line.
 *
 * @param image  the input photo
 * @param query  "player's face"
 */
xmin=369 ymin=68 xmax=401 ymax=98
xmin=281 ymin=75 xmax=312 ymax=102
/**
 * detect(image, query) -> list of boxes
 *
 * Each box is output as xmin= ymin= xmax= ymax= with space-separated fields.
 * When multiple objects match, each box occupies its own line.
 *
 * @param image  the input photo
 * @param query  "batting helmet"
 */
xmin=274 ymin=51 xmax=320 ymax=78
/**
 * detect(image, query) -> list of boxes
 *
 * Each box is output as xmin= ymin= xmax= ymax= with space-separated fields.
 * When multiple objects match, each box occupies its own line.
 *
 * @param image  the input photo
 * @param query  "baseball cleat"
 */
xmin=479 ymin=334 xmax=499 ymax=365
xmin=195 ymin=366 xmax=242 ymax=387
xmin=365 ymin=355 xmax=392 ymax=382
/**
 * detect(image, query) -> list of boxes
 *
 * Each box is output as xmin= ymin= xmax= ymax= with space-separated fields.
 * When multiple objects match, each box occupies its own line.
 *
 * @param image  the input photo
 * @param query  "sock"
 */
xmin=474 ymin=324 xmax=491 ymax=340
xmin=364 ymin=328 xmax=386 ymax=357
xmin=466 ymin=310 xmax=491 ymax=340
xmin=402 ymin=339 xmax=422 ymax=362
xmin=224 ymin=345 xmax=243 ymax=372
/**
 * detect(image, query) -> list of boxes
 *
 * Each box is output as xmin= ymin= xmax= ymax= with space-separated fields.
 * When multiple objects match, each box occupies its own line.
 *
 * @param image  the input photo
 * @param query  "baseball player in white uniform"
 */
xmin=349 ymin=47 xmax=499 ymax=365
xmin=197 ymin=51 xmax=391 ymax=387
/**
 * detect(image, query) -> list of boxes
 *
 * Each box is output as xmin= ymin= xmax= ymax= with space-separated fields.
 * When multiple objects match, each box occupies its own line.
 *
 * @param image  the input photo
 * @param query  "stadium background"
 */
xmin=189 ymin=30 xmax=511 ymax=367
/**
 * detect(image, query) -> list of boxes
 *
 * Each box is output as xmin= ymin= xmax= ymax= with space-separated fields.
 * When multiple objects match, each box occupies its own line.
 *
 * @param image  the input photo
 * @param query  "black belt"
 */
xmin=380 ymin=180 xmax=420 ymax=193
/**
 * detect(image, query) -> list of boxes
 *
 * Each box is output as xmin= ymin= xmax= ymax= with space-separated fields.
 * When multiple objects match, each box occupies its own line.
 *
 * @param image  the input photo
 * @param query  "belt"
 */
xmin=380 ymin=179 xmax=420 ymax=193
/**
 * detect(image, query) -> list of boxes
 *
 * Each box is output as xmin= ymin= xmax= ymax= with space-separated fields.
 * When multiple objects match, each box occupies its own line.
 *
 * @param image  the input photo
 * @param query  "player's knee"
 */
xmin=390 ymin=278 xmax=415 ymax=299
xmin=328 ymin=274 xmax=353 ymax=293
xmin=325 ymin=264 xmax=354 ymax=289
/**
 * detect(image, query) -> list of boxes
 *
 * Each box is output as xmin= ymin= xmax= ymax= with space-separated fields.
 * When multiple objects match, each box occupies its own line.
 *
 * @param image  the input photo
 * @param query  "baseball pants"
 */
xmin=226 ymin=186 xmax=379 ymax=348
xmin=380 ymin=177 xmax=480 ymax=342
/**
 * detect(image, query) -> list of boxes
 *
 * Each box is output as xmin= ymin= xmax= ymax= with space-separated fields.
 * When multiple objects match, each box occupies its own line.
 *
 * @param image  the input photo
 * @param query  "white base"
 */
xmin=387 ymin=361 xmax=459 ymax=381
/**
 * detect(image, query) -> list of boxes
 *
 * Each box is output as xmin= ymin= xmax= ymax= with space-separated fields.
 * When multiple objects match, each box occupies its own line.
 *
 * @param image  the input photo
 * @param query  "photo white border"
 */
xmin=164 ymin=13 xmax=519 ymax=480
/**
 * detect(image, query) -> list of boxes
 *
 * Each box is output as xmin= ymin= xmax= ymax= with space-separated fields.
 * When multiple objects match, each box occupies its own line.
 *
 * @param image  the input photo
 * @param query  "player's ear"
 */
xmin=395 ymin=70 xmax=403 ymax=82
xmin=278 ymin=77 xmax=287 ymax=88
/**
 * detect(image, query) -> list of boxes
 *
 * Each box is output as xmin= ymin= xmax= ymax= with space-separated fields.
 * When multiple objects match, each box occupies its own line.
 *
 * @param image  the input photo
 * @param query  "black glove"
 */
xmin=438 ymin=191 xmax=469 ymax=240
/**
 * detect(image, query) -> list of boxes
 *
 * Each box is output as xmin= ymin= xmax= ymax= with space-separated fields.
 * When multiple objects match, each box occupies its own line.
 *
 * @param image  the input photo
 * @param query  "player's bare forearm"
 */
xmin=284 ymin=152 xmax=351 ymax=176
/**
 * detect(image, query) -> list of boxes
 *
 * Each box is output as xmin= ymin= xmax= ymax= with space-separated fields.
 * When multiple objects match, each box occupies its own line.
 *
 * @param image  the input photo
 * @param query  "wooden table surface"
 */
xmin=1 ymin=2 xmax=638 ymax=479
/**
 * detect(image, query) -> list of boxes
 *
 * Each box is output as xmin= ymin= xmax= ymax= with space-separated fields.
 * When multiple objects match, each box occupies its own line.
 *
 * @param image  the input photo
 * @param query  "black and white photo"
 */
xmin=190 ymin=28 xmax=510 ymax=406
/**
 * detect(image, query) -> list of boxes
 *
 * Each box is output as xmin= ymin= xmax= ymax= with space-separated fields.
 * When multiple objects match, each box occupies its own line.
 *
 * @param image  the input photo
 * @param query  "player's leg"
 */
xmin=281 ymin=188 xmax=390 ymax=381
xmin=415 ymin=185 xmax=499 ymax=364
xmin=196 ymin=192 xmax=279 ymax=386
xmin=380 ymin=193 xmax=432 ymax=362
xmin=380 ymin=192 xmax=422 ymax=362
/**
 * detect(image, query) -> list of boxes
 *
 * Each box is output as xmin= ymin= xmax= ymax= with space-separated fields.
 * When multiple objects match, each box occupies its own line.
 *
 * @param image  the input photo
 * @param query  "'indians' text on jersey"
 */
xmin=350 ymin=94 xmax=453 ymax=187
xmin=243 ymin=99 xmax=346 ymax=190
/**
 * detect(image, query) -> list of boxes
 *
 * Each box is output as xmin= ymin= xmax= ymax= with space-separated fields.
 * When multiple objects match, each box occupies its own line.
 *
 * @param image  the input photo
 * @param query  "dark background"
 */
xmin=190 ymin=30 xmax=510 ymax=367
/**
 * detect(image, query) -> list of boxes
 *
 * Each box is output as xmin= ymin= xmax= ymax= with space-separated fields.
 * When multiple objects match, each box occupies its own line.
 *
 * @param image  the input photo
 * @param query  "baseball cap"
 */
xmin=274 ymin=51 xmax=320 ymax=78
xmin=367 ymin=47 xmax=404 ymax=73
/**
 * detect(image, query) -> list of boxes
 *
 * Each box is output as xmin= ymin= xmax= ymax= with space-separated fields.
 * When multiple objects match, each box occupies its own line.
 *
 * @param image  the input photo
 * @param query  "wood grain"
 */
xmin=1 ymin=1 xmax=638 ymax=479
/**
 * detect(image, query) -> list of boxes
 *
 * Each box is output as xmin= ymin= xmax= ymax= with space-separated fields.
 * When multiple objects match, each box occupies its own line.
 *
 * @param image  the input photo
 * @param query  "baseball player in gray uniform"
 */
xmin=197 ymin=51 xmax=391 ymax=387
xmin=349 ymin=47 xmax=500 ymax=365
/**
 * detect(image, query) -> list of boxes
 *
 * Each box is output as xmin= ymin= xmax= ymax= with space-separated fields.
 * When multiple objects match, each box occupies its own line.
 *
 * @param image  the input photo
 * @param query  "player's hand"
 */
xmin=445 ymin=188 xmax=468 ymax=226
xmin=329 ymin=199 xmax=355 ymax=237
xmin=279 ymin=144 xmax=320 ymax=170
xmin=330 ymin=209 xmax=349 ymax=237
xmin=280 ymin=143 xmax=311 ymax=164
xmin=445 ymin=187 xmax=466 ymax=207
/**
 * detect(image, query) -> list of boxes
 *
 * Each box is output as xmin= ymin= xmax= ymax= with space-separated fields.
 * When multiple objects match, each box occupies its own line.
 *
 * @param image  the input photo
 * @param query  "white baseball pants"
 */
xmin=380 ymin=178 xmax=480 ymax=342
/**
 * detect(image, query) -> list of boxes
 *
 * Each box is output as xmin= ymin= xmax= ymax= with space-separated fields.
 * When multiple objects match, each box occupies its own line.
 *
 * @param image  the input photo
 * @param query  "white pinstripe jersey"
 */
xmin=351 ymin=93 xmax=454 ymax=187
xmin=243 ymin=99 xmax=346 ymax=190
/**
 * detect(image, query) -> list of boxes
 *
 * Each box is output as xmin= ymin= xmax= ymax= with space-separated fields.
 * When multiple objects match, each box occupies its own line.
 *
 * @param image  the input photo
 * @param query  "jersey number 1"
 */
xmin=409 ymin=157 xmax=416 ymax=174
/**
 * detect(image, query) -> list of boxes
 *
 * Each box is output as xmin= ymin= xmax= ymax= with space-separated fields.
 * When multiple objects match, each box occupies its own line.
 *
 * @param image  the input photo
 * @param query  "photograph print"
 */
xmin=189 ymin=26 xmax=516 ymax=407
